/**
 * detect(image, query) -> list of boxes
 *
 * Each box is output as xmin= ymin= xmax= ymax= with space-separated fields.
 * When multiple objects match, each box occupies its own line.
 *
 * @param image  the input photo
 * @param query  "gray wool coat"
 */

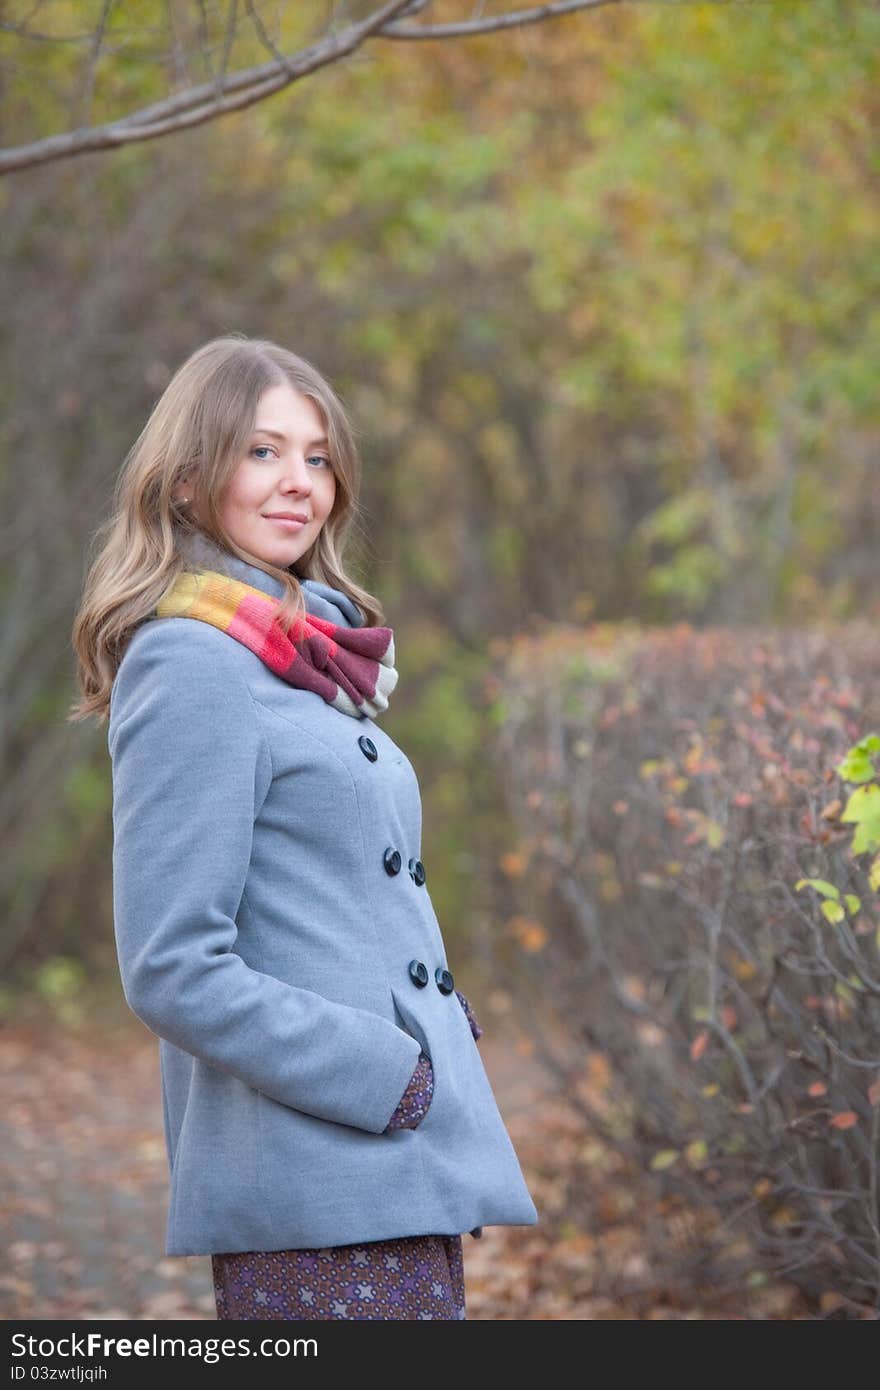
xmin=108 ymin=530 xmax=539 ymax=1256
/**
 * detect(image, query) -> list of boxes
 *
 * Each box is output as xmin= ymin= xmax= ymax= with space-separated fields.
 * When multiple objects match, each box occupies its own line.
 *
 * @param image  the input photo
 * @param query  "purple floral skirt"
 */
xmin=212 ymin=1233 xmax=466 ymax=1320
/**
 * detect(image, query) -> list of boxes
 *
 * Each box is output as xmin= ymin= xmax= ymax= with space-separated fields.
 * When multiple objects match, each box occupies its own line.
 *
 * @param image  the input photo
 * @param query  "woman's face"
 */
xmin=181 ymin=382 xmax=337 ymax=568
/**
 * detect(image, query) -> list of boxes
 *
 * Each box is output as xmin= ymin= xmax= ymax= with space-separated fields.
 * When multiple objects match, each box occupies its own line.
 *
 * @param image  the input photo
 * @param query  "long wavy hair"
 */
xmin=69 ymin=334 xmax=386 ymax=724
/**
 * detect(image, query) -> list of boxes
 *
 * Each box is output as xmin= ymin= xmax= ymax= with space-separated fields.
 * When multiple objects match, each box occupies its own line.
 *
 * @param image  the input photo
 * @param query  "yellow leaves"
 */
xmin=819 ymin=1292 xmax=845 ymax=1315
xmin=752 ymin=1178 xmax=773 ymax=1199
xmin=795 ymin=877 xmax=860 ymax=924
xmin=507 ymin=916 xmax=548 ymax=953
xmin=599 ymin=874 xmax=623 ymax=904
xmin=770 ymin=1205 xmax=798 ymax=1230
xmin=635 ymin=857 xmax=678 ymax=890
xmin=733 ymin=956 xmax=758 ymax=982
xmin=684 ymin=1139 xmax=708 ymax=1169
xmin=650 ymin=1149 xmax=679 ymax=1172
xmin=639 ymin=758 xmax=665 ymax=778
xmin=702 ymin=1083 xmax=720 ymax=1098
xmin=682 ymin=739 xmax=722 ymax=777
xmin=679 ymin=808 xmax=726 ymax=849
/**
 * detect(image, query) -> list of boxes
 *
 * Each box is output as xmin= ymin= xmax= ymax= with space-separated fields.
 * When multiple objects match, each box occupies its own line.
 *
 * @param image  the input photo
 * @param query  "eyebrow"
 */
xmin=252 ymin=427 xmax=330 ymax=449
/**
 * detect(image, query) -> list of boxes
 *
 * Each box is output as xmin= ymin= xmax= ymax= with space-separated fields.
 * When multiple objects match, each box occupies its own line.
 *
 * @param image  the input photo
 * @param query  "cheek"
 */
xmin=320 ymin=473 xmax=337 ymax=516
xmin=225 ymin=466 xmax=265 ymax=512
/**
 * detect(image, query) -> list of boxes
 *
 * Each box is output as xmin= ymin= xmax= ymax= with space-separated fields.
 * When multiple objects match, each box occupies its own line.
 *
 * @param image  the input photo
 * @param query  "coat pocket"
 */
xmin=389 ymin=981 xmax=478 ymax=1140
xmin=389 ymin=988 xmax=435 ymax=1130
xmin=391 ymin=987 xmax=431 ymax=1056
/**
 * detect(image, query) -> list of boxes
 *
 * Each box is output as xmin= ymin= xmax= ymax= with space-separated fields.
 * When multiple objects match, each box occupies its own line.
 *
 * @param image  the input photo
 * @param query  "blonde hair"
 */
xmin=68 ymin=334 xmax=386 ymax=724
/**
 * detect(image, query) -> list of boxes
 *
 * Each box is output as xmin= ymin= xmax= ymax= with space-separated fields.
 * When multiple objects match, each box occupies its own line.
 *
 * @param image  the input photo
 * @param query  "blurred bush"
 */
xmin=484 ymin=617 xmax=880 ymax=1316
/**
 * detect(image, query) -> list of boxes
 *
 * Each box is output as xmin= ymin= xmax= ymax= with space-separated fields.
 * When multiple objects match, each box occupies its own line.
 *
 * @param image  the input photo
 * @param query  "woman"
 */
xmin=70 ymin=335 xmax=538 ymax=1321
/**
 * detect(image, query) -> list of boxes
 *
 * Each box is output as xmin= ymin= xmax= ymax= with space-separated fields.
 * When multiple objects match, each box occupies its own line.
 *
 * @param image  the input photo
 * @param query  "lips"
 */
xmin=264 ymin=513 xmax=309 ymax=523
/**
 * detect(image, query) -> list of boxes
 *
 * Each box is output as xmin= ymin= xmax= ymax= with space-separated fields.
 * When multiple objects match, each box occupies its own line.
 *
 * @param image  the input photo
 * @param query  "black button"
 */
xmin=407 ymin=857 xmax=426 ymax=885
xmin=435 ymin=967 xmax=455 ymax=995
xmin=358 ymin=735 xmax=378 ymax=762
xmin=383 ymin=847 xmax=402 ymax=876
xmin=408 ymin=959 xmax=429 ymax=988
xmin=408 ymin=857 xmax=426 ymax=886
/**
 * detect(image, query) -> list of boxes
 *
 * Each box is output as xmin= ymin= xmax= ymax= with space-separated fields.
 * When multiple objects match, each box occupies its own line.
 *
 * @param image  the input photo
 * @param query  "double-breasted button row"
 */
xmin=383 ymin=845 xmax=426 ymax=884
xmin=357 ymin=736 xmax=427 ymax=884
xmin=408 ymin=959 xmax=455 ymax=995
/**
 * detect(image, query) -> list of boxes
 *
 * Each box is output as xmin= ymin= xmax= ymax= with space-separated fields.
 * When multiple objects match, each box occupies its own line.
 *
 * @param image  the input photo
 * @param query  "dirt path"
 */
xmin=1 ymin=1010 xmax=807 ymax=1320
xmin=0 ymin=1011 xmax=553 ymax=1320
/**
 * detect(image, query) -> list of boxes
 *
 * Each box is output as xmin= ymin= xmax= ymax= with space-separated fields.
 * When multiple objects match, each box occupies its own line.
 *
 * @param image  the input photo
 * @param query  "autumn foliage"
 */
xmin=484 ymin=618 xmax=880 ymax=1316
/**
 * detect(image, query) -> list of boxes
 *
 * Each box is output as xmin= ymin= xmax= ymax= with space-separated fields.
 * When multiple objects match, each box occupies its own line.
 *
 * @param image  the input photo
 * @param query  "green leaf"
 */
xmin=837 ymin=734 xmax=880 ymax=784
xmin=821 ymin=899 xmax=845 ymax=924
xmin=795 ymin=878 xmax=840 ymax=900
xmin=840 ymin=785 xmax=880 ymax=855
xmin=650 ymin=1149 xmax=679 ymax=1171
xmin=707 ymin=820 xmax=725 ymax=850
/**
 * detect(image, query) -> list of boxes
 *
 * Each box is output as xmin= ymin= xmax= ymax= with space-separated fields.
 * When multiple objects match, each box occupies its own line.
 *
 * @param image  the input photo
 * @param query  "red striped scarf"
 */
xmin=156 ymin=567 xmax=398 ymax=719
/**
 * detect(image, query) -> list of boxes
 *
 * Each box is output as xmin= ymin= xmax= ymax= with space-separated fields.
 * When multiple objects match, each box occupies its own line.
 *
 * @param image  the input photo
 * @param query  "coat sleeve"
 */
xmin=108 ymin=619 xmax=421 ymax=1136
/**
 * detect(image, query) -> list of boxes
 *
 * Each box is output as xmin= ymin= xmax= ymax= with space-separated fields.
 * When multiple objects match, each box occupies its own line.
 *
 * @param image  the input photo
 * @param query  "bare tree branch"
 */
xmin=76 ymin=0 xmax=115 ymax=130
xmin=382 ymin=0 xmax=621 ymax=40
xmin=0 ymin=0 xmax=418 ymax=173
xmin=0 ymin=0 xmax=636 ymax=176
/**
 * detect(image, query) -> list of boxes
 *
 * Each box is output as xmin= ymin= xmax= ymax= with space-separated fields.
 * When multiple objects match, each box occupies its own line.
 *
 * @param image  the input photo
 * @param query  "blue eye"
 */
xmin=251 ymin=446 xmax=331 ymax=468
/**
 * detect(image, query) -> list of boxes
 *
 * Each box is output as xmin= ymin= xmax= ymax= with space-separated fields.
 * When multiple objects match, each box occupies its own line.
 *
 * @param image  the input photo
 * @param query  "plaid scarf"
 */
xmin=156 ymin=567 xmax=398 ymax=719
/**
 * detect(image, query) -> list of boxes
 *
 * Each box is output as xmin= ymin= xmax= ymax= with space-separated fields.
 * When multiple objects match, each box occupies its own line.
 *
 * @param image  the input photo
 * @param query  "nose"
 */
xmin=278 ymin=456 xmax=314 ymax=494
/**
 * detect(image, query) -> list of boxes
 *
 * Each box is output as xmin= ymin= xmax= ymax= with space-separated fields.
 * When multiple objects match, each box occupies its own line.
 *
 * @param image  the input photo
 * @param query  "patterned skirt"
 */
xmin=212 ymin=1232 xmax=467 ymax=1320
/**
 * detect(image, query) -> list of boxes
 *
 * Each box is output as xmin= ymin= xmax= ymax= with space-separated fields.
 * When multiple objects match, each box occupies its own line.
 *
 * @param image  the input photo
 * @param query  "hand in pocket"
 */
xmin=383 ymin=1050 xmax=434 ymax=1133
